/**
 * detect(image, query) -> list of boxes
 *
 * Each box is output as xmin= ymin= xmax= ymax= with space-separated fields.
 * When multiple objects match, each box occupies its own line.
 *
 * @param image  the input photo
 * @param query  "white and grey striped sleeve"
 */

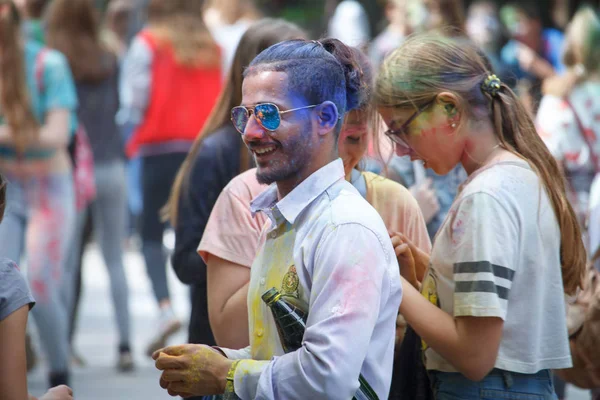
xmin=447 ymin=193 xmax=519 ymax=320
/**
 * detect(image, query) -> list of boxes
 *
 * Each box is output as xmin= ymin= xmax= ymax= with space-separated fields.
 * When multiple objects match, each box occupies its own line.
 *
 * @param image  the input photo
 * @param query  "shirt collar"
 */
xmin=251 ymin=158 xmax=345 ymax=226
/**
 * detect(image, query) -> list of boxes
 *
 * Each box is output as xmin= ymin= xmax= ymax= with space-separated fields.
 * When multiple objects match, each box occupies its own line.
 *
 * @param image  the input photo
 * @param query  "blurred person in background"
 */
xmin=466 ymin=1 xmax=511 ymax=85
xmin=165 ymin=19 xmax=305 ymax=400
xmin=0 ymin=0 xmax=77 ymax=388
xmin=500 ymin=3 xmax=565 ymax=113
xmin=203 ymin=0 xmax=261 ymax=75
xmin=328 ymin=0 xmax=371 ymax=48
xmin=13 ymin=0 xmax=49 ymax=43
xmin=536 ymin=6 xmax=600 ymax=230
xmin=102 ymin=0 xmax=135 ymax=60
xmin=369 ymin=0 xmax=414 ymax=68
xmin=421 ymin=0 xmax=465 ymax=35
xmin=0 ymin=173 xmax=74 ymax=400
xmin=119 ymin=0 xmax=222 ymax=358
xmin=46 ymin=0 xmax=134 ymax=372
xmin=501 ymin=3 xmax=565 ymax=81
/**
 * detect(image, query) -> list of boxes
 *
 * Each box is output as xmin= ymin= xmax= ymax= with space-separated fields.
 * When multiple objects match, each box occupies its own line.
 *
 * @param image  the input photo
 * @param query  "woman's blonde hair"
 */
xmin=0 ymin=0 xmax=39 ymax=154
xmin=146 ymin=0 xmax=219 ymax=68
xmin=375 ymin=33 xmax=586 ymax=295
xmin=563 ymin=6 xmax=600 ymax=74
xmin=163 ymin=18 xmax=305 ymax=226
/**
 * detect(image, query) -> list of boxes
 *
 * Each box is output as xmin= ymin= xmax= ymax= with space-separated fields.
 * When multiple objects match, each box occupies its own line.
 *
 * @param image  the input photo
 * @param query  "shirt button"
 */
xmin=260 ymin=277 xmax=266 ymax=285
xmin=256 ymin=328 xmax=264 ymax=337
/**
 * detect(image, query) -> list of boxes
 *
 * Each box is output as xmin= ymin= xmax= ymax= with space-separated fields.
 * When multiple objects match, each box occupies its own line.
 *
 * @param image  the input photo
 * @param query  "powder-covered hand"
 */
xmin=152 ymin=344 xmax=233 ymax=398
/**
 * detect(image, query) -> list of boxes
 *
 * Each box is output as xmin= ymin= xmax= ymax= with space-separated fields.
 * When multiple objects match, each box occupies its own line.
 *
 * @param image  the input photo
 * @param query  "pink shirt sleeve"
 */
xmin=198 ymin=170 xmax=268 ymax=268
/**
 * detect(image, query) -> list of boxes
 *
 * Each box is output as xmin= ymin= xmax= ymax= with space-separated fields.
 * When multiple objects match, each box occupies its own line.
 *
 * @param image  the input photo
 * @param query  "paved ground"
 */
xmin=26 ymin=245 xmax=593 ymax=399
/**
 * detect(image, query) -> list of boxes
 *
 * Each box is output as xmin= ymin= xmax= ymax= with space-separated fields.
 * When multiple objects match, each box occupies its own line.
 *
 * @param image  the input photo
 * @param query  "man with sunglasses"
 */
xmin=153 ymin=39 xmax=402 ymax=400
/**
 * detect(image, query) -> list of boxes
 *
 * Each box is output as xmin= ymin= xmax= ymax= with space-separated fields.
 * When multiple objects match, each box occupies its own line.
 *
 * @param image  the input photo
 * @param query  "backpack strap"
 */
xmin=35 ymin=48 xmax=49 ymax=94
xmin=564 ymin=97 xmax=600 ymax=174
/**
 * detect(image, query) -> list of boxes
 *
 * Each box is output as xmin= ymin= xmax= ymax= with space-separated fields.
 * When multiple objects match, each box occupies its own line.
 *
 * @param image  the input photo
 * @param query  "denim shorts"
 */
xmin=429 ymin=369 xmax=558 ymax=400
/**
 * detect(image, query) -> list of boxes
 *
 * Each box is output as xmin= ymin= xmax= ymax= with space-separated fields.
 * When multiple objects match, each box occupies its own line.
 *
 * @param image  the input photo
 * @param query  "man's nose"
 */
xmin=242 ymin=115 xmax=267 ymax=142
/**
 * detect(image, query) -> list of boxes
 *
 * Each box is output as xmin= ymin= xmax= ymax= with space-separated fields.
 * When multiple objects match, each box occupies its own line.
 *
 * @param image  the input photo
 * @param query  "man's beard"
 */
xmin=255 ymin=155 xmax=305 ymax=185
xmin=255 ymin=127 xmax=312 ymax=186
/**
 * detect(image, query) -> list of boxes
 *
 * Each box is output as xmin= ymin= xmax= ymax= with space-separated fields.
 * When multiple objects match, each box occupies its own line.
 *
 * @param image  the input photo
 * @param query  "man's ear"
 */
xmin=315 ymin=101 xmax=339 ymax=136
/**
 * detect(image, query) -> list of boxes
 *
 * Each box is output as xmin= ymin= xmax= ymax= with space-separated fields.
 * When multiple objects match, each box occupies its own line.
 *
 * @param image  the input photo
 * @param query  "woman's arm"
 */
xmin=206 ymin=255 xmax=250 ymax=349
xmin=400 ymin=276 xmax=504 ymax=381
xmin=0 ymin=110 xmax=70 ymax=149
xmin=0 ymin=305 xmax=30 ymax=400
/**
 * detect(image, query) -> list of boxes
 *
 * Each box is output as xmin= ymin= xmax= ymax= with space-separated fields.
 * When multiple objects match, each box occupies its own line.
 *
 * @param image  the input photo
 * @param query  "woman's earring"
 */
xmin=451 ymin=123 xmax=457 ymax=128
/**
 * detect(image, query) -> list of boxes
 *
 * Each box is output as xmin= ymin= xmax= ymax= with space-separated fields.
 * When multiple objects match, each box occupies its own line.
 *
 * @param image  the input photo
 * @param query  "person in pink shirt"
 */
xmin=198 ymin=47 xmax=430 ymax=350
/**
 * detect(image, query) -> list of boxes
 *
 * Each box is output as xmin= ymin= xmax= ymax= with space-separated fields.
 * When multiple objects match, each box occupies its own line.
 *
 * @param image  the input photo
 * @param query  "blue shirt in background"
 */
xmin=0 ymin=40 xmax=78 ymax=160
xmin=501 ymin=28 xmax=565 ymax=81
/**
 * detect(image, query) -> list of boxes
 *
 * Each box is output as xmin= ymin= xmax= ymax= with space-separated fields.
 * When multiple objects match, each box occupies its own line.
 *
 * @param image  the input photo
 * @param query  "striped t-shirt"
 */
xmin=423 ymin=160 xmax=572 ymax=374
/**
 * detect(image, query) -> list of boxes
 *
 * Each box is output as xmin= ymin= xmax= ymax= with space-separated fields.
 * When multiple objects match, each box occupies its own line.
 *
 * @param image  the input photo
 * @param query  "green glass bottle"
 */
xmin=262 ymin=288 xmax=379 ymax=400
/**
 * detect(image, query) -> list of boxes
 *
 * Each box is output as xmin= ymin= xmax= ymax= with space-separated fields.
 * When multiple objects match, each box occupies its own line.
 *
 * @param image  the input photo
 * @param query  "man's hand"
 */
xmin=39 ymin=385 xmax=73 ymax=400
xmin=409 ymin=179 xmax=440 ymax=224
xmin=152 ymin=344 xmax=233 ymax=398
xmin=390 ymin=232 xmax=430 ymax=288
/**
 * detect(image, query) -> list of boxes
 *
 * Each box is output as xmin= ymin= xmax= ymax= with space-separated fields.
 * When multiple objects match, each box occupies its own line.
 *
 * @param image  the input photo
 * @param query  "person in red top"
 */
xmin=119 ymin=0 xmax=222 ymax=357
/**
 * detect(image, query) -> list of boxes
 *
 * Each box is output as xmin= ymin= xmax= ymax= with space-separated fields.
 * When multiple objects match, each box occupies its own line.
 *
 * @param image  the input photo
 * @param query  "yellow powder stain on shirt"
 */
xmin=248 ymin=222 xmax=298 ymax=361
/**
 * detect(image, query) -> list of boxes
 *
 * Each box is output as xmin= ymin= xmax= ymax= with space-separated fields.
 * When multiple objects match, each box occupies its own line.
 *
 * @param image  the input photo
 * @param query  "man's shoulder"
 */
xmin=317 ymin=179 xmax=388 ymax=233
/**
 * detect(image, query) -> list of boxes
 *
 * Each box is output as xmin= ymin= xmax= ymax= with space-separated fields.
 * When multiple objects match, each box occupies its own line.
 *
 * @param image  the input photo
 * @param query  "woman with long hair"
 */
xmin=164 ymin=18 xmax=305 ymax=356
xmin=0 ymin=0 xmax=77 ymax=388
xmin=119 ymin=0 xmax=222 ymax=357
xmin=45 ymin=0 xmax=133 ymax=371
xmin=376 ymin=33 xmax=586 ymax=398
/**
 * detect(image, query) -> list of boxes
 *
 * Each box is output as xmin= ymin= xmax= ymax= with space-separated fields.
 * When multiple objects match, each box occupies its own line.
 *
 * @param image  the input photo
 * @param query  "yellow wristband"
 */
xmin=224 ymin=360 xmax=241 ymax=395
xmin=226 ymin=360 xmax=241 ymax=382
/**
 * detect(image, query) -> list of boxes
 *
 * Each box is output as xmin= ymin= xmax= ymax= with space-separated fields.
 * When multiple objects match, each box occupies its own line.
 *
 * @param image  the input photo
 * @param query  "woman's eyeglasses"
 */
xmin=231 ymin=103 xmax=318 ymax=135
xmin=384 ymin=99 xmax=436 ymax=148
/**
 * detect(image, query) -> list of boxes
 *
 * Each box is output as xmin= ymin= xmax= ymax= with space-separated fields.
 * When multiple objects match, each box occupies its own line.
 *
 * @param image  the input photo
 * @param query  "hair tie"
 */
xmin=311 ymin=40 xmax=324 ymax=48
xmin=481 ymin=74 xmax=502 ymax=98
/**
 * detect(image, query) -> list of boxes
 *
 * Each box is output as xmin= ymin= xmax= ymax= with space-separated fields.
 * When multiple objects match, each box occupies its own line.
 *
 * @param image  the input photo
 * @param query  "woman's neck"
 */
xmin=459 ymin=123 xmax=504 ymax=175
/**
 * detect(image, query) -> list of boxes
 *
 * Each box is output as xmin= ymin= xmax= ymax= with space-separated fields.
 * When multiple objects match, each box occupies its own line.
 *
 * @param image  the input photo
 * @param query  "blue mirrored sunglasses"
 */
xmin=231 ymin=103 xmax=318 ymax=135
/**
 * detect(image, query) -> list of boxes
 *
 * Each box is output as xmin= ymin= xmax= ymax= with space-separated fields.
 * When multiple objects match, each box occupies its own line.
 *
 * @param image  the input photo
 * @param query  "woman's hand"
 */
xmin=390 ymin=232 xmax=430 ymax=288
